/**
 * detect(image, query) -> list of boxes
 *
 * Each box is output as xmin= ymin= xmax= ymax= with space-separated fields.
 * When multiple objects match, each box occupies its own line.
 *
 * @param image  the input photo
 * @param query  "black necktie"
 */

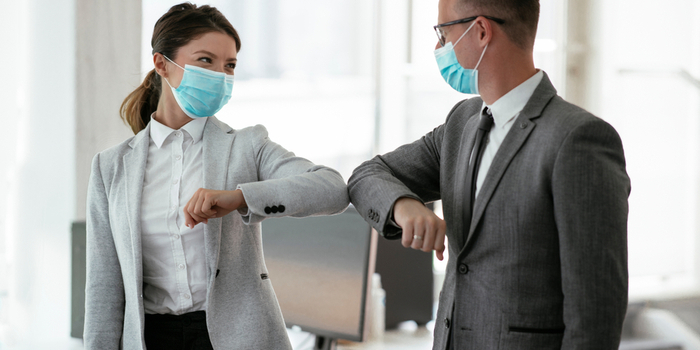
xmin=463 ymin=107 xmax=494 ymax=244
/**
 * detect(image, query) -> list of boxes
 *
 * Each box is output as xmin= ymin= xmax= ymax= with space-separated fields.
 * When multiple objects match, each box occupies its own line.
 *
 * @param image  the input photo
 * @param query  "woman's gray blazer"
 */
xmin=84 ymin=117 xmax=349 ymax=349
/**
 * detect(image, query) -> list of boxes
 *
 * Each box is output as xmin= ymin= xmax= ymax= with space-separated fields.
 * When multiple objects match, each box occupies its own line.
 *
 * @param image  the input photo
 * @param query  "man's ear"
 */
xmin=475 ymin=16 xmax=493 ymax=48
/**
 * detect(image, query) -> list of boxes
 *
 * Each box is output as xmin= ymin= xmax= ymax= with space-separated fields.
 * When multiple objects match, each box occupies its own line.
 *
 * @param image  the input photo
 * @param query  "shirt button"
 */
xmin=172 ymin=234 xmax=180 ymax=239
xmin=178 ymin=264 xmax=185 ymax=270
xmin=175 ymin=131 xmax=182 ymax=137
xmin=171 ymin=205 xmax=177 ymax=212
xmin=184 ymin=294 xmax=191 ymax=300
xmin=172 ymin=178 xmax=179 ymax=184
xmin=175 ymin=155 xmax=182 ymax=160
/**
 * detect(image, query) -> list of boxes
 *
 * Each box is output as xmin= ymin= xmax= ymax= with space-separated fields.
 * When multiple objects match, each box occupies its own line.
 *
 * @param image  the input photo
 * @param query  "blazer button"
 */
xmin=459 ymin=263 xmax=469 ymax=274
xmin=444 ymin=318 xmax=450 ymax=329
xmin=278 ymin=205 xmax=285 ymax=213
xmin=264 ymin=207 xmax=272 ymax=214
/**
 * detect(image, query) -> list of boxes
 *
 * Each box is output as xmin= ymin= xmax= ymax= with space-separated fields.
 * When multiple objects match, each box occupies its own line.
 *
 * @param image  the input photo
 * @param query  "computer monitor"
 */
xmin=261 ymin=206 xmax=377 ymax=350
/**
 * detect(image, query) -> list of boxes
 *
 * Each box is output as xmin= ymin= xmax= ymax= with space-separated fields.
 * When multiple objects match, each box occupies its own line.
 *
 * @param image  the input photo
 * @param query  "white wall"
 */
xmin=0 ymin=0 xmax=140 ymax=348
xmin=0 ymin=0 xmax=77 ymax=348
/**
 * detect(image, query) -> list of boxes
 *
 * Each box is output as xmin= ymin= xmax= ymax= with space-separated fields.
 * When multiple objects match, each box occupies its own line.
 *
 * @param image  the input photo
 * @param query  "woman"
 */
xmin=83 ymin=3 xmax=349 ymax=349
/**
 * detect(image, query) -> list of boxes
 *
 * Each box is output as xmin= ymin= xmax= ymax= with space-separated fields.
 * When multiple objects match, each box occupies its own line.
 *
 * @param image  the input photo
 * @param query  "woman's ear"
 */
xmin=153 ymin=53 xmax=168 ymax=78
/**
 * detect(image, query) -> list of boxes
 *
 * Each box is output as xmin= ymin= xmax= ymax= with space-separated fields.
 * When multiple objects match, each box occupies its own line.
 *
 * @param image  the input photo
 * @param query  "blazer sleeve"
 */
xmin=551 ymin=117 xmax=630 ymax=349
xmin=237 ymin=124 xmax=349 ymax=225
xmin=83 ymin=153 xmax=125 ymax=350
xmin=347 ymin=105 xmax=456 ymax=238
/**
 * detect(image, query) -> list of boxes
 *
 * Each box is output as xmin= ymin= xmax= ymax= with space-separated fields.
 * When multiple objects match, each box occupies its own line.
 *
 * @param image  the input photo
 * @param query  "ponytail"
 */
xmin=120 ymin=69 xmax=161 ymax=134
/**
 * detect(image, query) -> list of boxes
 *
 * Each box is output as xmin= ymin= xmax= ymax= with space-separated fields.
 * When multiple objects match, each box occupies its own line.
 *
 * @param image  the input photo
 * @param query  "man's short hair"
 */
xmin=456 ymin=0 xmax=540 ymax=50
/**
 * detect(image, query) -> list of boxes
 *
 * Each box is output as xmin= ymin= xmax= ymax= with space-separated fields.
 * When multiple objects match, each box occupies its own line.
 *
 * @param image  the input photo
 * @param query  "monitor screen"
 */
xmin=261 ymin=206 xmax=376 ymax=342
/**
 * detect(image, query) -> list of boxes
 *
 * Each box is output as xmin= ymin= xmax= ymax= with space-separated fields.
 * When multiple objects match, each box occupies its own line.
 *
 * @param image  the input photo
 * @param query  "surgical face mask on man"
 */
xmin=162 ymin=55 xmax=234 ymax=118
xmin=434 ymin=21 xmax=488 ymax=94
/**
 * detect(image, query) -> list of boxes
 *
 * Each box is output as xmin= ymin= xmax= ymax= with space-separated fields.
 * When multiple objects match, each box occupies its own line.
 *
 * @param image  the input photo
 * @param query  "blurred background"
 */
xmin=1 ymin=0 xmax=700 ymax=349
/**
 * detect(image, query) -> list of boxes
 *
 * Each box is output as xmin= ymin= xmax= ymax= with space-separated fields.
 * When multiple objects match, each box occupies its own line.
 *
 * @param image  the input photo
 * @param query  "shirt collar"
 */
xmin=149 ymin=114 xmax=208 ymax=148
xmin=482 ymin=70 xmax=544 ymax=128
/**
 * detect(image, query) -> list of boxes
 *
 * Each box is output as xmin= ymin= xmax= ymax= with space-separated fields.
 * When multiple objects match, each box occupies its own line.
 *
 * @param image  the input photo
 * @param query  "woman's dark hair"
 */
xmin=120 ymin=2 xmax=241 ymax=134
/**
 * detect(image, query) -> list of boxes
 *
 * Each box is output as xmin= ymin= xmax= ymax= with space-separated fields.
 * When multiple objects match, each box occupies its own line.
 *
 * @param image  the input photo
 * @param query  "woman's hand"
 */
xmin=184 ymin=189 xmax=247 ymax=228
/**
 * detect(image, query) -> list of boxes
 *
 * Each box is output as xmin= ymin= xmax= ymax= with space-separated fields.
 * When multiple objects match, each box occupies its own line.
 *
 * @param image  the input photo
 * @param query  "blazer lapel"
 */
xmin=202 ymin=117 xmax=235 ymax=278
xmin=452 ymin=111 xmax=481 ymax=250
xmin=460 ymin=73 xmax=558 ymax=252
xmin=123 ymin=125 xmax=150 ymax=286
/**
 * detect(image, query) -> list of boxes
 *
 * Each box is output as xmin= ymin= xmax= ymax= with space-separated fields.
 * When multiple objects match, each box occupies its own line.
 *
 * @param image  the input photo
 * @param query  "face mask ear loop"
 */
xmin=162 ymin=54 xmax=186 ymax=71
xmin=453 ymin=21 xmax=477 ymax=47
xmin=157 ymin=54 xmax=184 ymax=89
xmin=473 ymin=43 xmax=488 ymax=73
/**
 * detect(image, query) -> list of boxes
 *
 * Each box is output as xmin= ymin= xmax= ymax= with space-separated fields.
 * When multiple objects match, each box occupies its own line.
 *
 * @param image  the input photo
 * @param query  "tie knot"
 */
xmin=478 ymin=108 xmax=494 ymax=131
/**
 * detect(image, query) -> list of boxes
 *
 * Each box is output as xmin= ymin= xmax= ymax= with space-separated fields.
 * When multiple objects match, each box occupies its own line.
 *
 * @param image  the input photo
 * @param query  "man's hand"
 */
xmin=184 ymin=189 xmax=247 ymax=228
xmin=393 ymin=197 xmax=446 ymax=260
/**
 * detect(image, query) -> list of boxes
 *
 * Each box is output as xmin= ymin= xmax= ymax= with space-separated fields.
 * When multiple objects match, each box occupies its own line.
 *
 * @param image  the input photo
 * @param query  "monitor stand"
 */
xmin=313 ymin=335 xmax=337 ymax=350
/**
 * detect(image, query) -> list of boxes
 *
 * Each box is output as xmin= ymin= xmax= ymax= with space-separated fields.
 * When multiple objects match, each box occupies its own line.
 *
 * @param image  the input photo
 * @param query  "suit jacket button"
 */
xmin=459 ymin=263 xmax=469 ymax=274
xmin=278 ymin=205 xmax=285 ymax=213
xmin=271 ymin=206 xmax=279 ymax=213
xmin=264 ymin=207 xmax=272 ymax=214
xmin=444 ymin=318 xmax=450 ymax=328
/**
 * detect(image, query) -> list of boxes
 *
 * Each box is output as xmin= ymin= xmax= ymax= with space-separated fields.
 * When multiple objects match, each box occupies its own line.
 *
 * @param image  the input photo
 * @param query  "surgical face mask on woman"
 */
xmin=434 ymin=21 xmax=488 ymax=95
xmin=162 ymin=55 xmax=234 ymax=118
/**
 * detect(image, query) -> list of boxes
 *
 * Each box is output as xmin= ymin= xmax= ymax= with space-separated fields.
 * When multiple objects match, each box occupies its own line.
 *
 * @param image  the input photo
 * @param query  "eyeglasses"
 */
xmin=433 ymin=15 xmax=505 ymax=47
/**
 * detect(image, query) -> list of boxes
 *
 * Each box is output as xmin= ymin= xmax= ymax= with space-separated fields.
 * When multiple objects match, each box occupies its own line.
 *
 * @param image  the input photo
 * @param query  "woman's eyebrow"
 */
xmin=192 ymin=50 xmax=236 ymax=62
xmin=192 ymin=50 xmax=217 ymax=58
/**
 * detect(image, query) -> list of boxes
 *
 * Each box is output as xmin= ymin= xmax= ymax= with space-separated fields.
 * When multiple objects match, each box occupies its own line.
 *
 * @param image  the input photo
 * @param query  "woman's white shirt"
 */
xmin=140 ymin=116 xmax=208 ymax=315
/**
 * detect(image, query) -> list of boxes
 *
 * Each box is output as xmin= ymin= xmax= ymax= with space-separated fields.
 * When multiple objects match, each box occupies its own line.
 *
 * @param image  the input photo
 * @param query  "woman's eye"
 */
xmin=198 ymin=57 xmax=212 ymax=63
xmin=226 ymin=63 xmax=236 ymax=70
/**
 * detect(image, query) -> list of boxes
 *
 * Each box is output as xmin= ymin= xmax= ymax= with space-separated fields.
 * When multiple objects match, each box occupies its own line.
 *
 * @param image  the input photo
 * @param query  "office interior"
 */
xmin=0 ymin=0 xmax=699 ymax=349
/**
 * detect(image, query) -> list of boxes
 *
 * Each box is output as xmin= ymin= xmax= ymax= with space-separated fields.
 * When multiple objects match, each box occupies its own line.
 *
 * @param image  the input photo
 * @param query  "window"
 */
xmin=142 ymin=0 xmax=376 ymax=180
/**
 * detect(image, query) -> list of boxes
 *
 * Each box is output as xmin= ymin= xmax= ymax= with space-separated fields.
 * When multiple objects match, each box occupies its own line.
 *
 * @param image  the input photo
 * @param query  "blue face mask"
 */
xmin=434 ymin=22 xmax=488 ymax=94
xmin=162 ymin=55 xmax=234 ymax=118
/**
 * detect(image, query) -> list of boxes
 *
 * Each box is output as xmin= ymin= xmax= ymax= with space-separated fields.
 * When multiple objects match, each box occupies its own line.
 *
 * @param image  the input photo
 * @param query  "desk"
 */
xmin=288 ymin=324 xmax=434 ymax=350
xmin=338 ymin=327 xmax=433 ymax=350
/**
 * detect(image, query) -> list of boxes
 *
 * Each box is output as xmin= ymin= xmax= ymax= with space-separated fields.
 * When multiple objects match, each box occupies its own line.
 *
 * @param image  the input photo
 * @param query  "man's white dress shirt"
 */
xmin=140 ymin=116 xmax=208 ymax=315
xmin=475 ymin=70 xmax=544 ymax=198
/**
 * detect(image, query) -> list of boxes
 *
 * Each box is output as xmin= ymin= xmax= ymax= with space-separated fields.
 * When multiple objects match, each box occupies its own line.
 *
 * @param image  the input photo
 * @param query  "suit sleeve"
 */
xmin=83 ymin=153 xmax=125 ymax=350
xmin=348 ymin=110 xmax=453 ymax=238
xmin=551 ymin=117 xmax=630 ymax=349
xmin=237 ymin=124 xmax=349 ymax=224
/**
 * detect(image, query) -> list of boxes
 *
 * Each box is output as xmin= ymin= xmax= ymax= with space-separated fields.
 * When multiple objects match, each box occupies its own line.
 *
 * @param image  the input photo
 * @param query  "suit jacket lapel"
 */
xmin=202 ymin=117 xmax=235 ymax=278
xmin=460 ymin=73 xmax=558 ymax=253
xmin=123 ymin=124 xmax=150 ymax=286
xmin=452 ymin=111 xmax=481 ymax=249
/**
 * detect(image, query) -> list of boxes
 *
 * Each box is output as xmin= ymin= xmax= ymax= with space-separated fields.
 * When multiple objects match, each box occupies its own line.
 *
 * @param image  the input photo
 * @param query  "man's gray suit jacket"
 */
xmin=84 ymin=117 xmax=349 ymax=349
xmin=348 ymin=73 xmax=630 ymax=350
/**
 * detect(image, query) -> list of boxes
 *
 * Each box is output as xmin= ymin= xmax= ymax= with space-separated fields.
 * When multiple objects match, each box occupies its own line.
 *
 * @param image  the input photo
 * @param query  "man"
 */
xmin=348 ymin=0 xmax=630 ymax=349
